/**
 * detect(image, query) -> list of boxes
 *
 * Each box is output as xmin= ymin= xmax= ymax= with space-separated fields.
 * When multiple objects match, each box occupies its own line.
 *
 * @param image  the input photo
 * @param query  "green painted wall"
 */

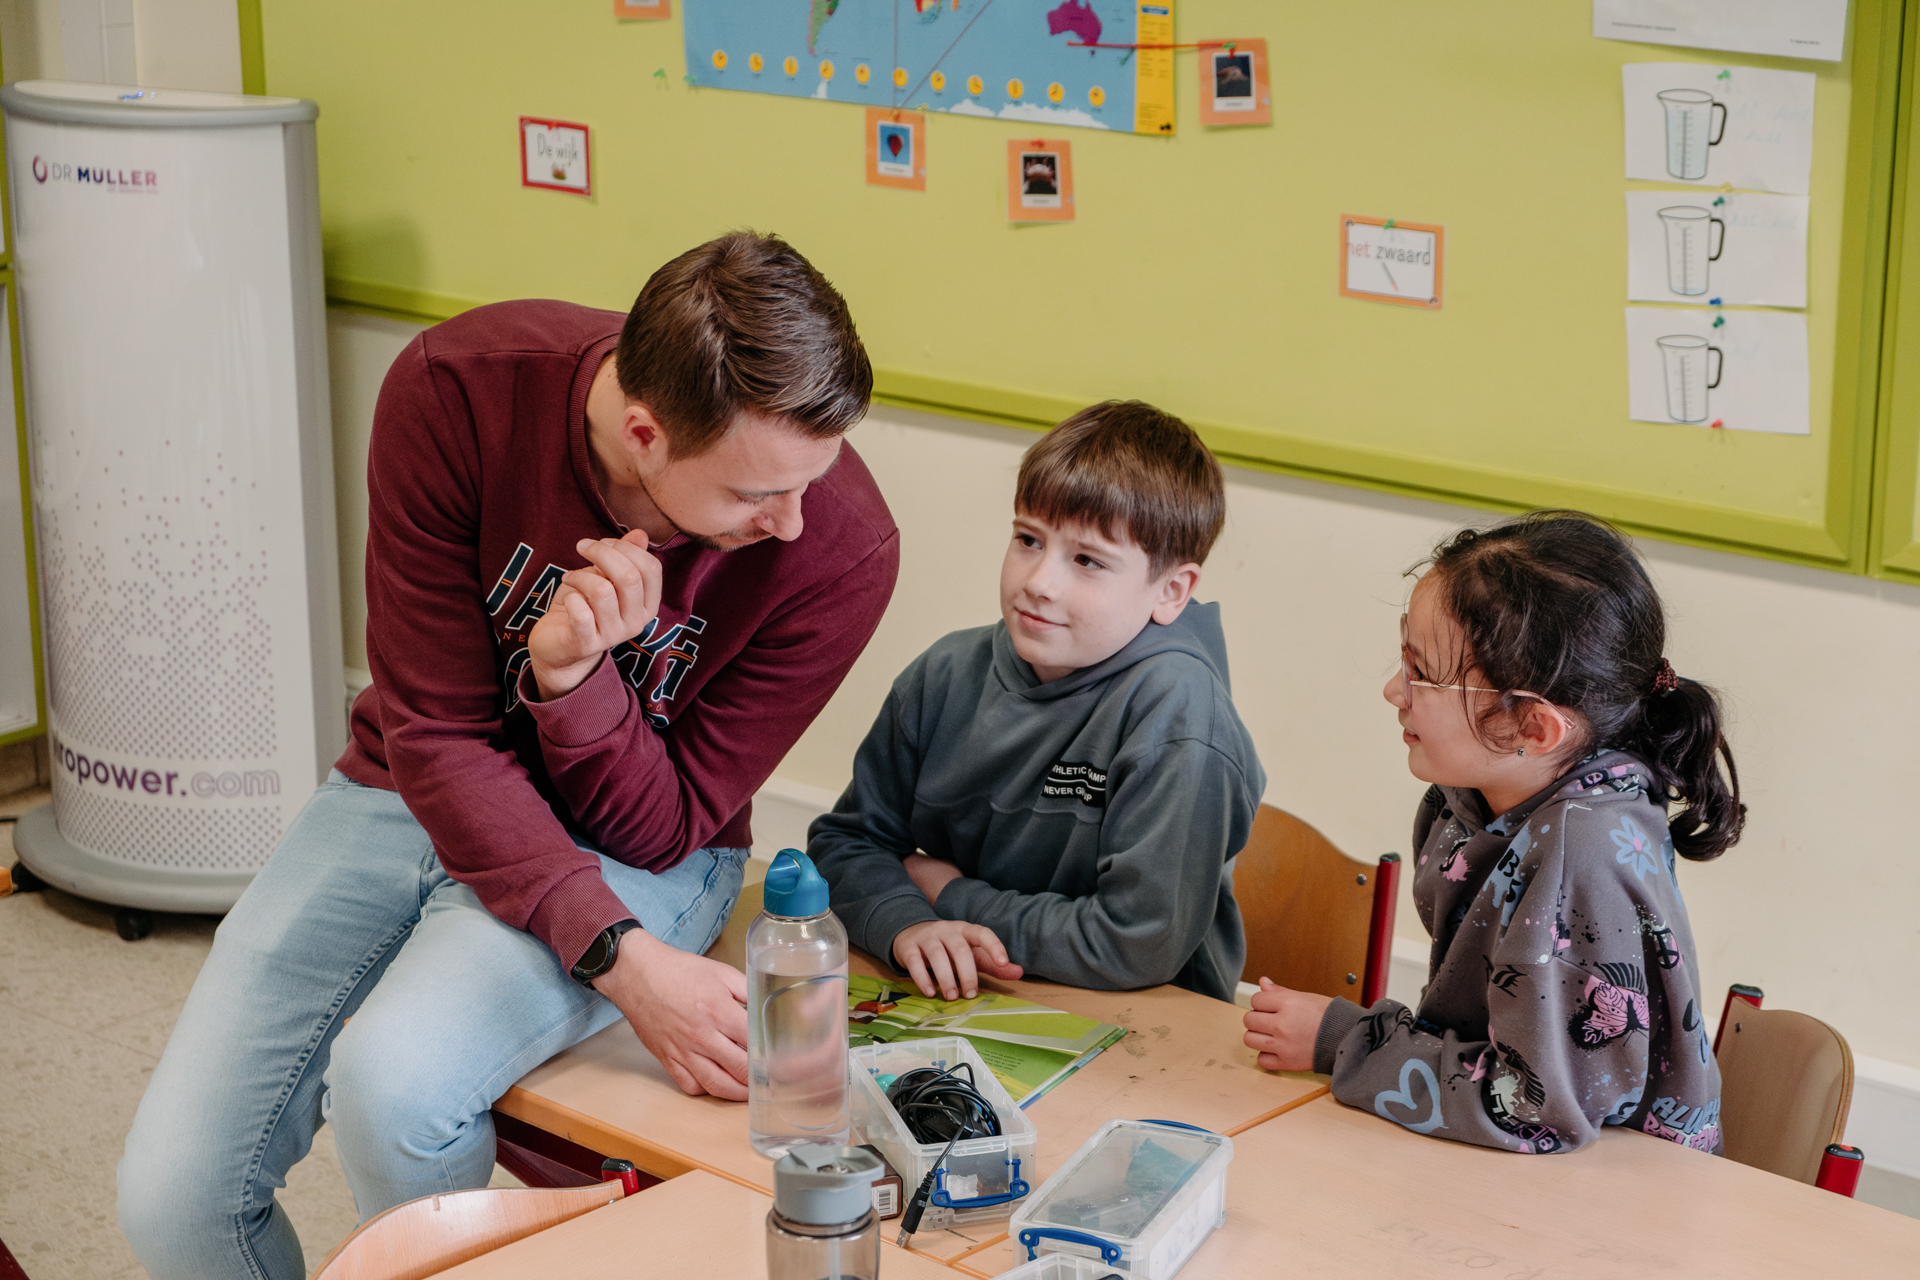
xmin=258 ymin=0 xmax=1905 ymax=570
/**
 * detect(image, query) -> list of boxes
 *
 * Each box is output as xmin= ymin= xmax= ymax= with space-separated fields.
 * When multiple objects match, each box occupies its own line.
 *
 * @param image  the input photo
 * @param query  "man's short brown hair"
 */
xmin=1015 ymin=400 xmax=1226 ymax=577
xmin=615 ymin=231 xmax=872 ymax=458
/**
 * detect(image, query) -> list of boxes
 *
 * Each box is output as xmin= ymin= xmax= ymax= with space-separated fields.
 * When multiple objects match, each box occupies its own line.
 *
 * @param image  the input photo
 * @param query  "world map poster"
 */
xmin=681 ymin=1 xmax=1176 ymax=134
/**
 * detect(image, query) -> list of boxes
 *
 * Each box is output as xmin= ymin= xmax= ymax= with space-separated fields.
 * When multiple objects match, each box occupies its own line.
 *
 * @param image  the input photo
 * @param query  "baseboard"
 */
xmin=748 ymin=774 xmax=843 ymax=863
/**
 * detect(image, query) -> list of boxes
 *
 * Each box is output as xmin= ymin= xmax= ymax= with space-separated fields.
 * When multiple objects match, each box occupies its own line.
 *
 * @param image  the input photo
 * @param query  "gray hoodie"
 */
xmin=809 ymin=602 xmax=1265 ymax=1002
xmin=1312 ymin=751 xmax=1723 ymax=1156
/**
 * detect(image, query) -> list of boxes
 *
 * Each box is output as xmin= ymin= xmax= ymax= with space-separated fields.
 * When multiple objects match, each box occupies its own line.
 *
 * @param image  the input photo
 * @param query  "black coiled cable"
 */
xmin=885 ymin=1061 xmax=1001 ymax=1144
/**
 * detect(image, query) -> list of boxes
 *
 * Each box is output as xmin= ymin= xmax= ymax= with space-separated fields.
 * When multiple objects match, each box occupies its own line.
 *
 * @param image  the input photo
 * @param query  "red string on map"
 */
xmin=1068 ymin=40 xmax=1235 ymax=51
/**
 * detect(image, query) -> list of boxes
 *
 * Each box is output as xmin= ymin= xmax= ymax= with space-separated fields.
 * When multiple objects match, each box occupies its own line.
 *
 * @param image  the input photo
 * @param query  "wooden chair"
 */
xmin=312 ymin=1176 xmax=634 ymax=1280
xmin=1232 ymin=804 xmax=1400 ymax=1006
xmin=1712 ymin=984 xmax=1864 ymax=1195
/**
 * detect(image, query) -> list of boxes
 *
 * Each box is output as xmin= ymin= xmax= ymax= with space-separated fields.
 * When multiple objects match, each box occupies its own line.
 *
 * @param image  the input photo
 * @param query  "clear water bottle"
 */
xmin=765 ymin=1144 xmax=882 ymax=1280
xmin=748 ymin=849 xmax=850 ymax=1158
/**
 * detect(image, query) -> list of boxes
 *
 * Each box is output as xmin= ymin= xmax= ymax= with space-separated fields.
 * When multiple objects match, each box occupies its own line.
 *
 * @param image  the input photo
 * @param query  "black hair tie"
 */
xmin=1651 ymin=658 xmax=1681 ymax=696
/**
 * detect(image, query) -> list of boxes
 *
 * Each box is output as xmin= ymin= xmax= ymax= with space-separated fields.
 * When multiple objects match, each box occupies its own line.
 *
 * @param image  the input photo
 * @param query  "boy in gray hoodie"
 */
xmin=810 ymin=402 xmax=1265 ymax=1003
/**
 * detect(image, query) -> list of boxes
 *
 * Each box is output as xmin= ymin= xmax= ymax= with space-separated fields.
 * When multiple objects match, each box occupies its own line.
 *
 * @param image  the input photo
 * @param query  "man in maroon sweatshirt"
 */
xmin=118 ymin=233 xmax=900 ymax=1280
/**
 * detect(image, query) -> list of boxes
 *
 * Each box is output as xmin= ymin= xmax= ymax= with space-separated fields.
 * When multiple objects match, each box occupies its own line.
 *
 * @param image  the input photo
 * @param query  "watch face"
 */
xmin=575 ymin=932 xmax=613 ymax=977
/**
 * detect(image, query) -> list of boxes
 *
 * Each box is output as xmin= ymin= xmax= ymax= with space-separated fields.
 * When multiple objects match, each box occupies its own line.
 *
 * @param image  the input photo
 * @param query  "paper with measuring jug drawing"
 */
xmin=1623 ymin=63 xmax=1814 ymax=195
xmin=1625 ymin=191 xmax=1807 ymax=307
xmin=1625 ymin=307 xmax=1808 ymax=433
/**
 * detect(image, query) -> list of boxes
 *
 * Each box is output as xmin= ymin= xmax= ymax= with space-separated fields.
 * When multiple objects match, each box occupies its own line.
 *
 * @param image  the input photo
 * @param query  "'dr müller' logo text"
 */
xmin=31 ymin=155 xmax=157 ymax=191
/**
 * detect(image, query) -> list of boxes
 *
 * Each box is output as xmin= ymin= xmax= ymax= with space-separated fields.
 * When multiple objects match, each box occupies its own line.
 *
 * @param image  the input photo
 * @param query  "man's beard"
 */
xmin=636 ymin=470 xmax=770 ymax=552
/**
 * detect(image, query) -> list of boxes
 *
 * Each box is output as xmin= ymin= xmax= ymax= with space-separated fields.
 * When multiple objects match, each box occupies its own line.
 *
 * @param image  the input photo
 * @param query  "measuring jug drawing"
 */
xmin=1658 ymin=206 xmax=1725 ymax=296
xmin=1658 ymin=89 xmax=1727 ymax=180
xmin=1657 ymin=334 xmax=1723 ymax=423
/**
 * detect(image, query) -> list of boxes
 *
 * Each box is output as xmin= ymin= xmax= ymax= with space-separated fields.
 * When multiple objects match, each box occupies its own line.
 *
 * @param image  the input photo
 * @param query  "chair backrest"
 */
xmin=1232 ymin=804 xmax=1390 ymax=1002
xmin=312 ymin=1182 xmax=626 ymax=1280
xmin=1716 ymin=998 xmax=1854 ymax=1185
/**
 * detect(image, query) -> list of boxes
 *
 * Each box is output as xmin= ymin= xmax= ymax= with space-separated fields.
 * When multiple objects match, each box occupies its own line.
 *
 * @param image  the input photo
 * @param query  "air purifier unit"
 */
xmin=3 ymin=81 xmax=342 ymax=937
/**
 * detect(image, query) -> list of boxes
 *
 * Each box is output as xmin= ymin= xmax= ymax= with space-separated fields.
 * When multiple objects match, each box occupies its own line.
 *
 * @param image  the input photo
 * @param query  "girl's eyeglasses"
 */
xmin=1400 ymin=614 xmax=1576 ymax=738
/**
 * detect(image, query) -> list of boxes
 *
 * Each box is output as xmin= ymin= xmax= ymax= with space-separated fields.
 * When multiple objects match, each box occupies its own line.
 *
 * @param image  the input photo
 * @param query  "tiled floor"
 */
xmin=0 ymin=786 xmax=516 ymax=1280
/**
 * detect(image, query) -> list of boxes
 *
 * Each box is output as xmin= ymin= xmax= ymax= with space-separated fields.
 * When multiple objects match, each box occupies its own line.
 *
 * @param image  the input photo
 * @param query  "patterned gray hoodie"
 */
xmin=1311 ymin=750 xmax=1723 ymax=1156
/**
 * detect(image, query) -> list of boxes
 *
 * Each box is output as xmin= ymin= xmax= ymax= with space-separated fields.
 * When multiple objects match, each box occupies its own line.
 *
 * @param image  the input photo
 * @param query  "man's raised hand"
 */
xmin=527 ymin=531 xmax=663 ymax=700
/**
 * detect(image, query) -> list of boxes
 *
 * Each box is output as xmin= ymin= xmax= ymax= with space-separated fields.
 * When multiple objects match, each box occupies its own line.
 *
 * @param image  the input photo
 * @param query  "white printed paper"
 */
xmin=1623 ymin=63 xmax=1815 ymax=195
xmin=1595 ymin=0 xmax=1848 ymax=63
xmin=1625 ymin=307 xmax=1808 ymax=433
xmin=1625 ymin=191 xmax=1807 ymax=307
xmin=1342 ymin=221 xmax=1439 ymax=306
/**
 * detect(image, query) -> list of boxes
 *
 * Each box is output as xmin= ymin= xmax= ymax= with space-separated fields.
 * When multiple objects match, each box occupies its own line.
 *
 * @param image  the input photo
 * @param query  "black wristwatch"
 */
xmin=571 ymin=919 xmax=641 ymax=989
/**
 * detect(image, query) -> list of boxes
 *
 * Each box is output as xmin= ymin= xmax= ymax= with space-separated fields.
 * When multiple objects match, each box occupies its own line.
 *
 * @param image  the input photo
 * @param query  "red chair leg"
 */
xmin=1816 ymin=1144 xmax=1864 ymax=1197
xmin=1360 ymin=854 xmax=1401 ymax=1008
xmin=1713 ymin=984 xmax=1764 ymax=1056
xmin=600 ymin=1158 xmax=643 ymax=1197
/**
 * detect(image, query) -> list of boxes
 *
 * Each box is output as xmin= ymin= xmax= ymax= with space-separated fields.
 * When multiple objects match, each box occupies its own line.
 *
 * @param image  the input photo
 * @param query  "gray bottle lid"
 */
xmin=772 ymin=1144 xmax=882 ymax=1226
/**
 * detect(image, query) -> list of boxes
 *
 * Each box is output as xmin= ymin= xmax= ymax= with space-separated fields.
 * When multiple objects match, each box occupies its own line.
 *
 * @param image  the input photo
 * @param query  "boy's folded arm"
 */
xmin=808 ymin=685 xmax=942 ymax=965
xmin=934 ymin=738 xmax=1255 ymax=991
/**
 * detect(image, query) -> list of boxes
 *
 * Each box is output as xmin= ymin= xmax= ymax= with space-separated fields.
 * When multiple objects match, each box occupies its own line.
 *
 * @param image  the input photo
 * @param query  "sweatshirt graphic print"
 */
xmin=1311 ymin=751 xmax=1722 ymax=1155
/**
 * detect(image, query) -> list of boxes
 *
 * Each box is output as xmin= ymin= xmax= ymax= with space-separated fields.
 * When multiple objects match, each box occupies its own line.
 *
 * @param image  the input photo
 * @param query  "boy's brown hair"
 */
xmin=1016 ymin=400 xmax=1226 ymax=577
xmin=615 ymin=231 xmax=872 ymax=458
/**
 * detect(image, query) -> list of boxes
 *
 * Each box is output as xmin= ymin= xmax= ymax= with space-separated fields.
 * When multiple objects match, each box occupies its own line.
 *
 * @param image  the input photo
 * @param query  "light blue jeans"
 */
xmin=117 ymin=771 xmax=748 ymax=1280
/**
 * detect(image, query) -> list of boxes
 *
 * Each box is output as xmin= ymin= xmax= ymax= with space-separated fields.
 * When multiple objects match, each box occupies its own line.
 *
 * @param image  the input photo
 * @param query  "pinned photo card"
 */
xmin=1625 ymin=191 xmax=1807 ymax=307
xmin=1594 ymin=0 xmax=1847 ymax=63
xmin=1340 ymin=215 xmax=1444 ymax=309
xmin=1623 ymin=63 xmax=1814 ymax=194
xmin=1625 ymin=306 xmax=1809 ymax=433
xmin=866 ymin=108 xmax=926 ymax=191
xmin=1198 ymin=39 xmax=1271 ymax=126
xmin=613 ymin=0 xmax=670 ymax=18
xmin=520 ymin=117 xmax=590 ymax=195
xmin=1008 ymin=139 xmax=1074 ymax=222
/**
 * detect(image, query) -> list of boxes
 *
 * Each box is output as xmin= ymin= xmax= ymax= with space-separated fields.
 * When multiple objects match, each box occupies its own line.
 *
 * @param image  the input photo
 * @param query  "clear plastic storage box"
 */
xmin=848 ymin=1035 xmax=1038 ymax=1228
xmin=1007 ymin=1119 xmax=1233 ymax=1280
xmin=990 ymin=1255 xmax=1129 ymax=1280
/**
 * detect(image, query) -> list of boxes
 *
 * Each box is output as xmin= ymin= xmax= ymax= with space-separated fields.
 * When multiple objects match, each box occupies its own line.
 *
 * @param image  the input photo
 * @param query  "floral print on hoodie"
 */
xmin=1310 ymin=750 xmax=1722 ymax=1156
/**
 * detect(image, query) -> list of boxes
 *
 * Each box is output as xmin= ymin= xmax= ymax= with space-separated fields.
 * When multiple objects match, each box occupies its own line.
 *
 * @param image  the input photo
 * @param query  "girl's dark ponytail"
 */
xmin=1427 ymin=510 xmax=1744 ymax=863
xmin=1631 ymin=677 xmax=1744 ymax=860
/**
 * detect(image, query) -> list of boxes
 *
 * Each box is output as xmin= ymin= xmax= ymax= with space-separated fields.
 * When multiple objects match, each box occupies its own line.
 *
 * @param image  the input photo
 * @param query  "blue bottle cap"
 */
xmin=763 ymin=848 xmax=829 ymax=918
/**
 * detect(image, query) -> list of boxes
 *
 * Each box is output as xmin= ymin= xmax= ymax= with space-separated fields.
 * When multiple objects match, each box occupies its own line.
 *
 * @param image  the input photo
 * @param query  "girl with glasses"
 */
xmin=1243 ymin=510 xmax=1741 ymax=1155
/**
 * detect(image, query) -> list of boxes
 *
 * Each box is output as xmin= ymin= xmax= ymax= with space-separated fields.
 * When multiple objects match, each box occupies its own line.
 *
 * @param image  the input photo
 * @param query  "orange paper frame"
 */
xmin=865 ymin=108 xmax=927 ymax=191
xmin=1339 ymin=214 xmax=1445 ymax=310
xmin=613 ymin=0 xmax=670 ymax=19
xmin=1008 ymin=139 xmax=1074 ymax=222
xmin=1198 ymin=39 xmax=1271 ymax=126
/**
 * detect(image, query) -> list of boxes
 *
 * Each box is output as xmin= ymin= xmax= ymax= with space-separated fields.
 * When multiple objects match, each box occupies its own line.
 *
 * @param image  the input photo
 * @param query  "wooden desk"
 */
xmin=955 ymin=1094 xmax=1920 ymax=1279
xmin=493 ymin=878 xmax=1325 ymax=1264
xmin=433 ymin=1169 xmax=961 ymax=1278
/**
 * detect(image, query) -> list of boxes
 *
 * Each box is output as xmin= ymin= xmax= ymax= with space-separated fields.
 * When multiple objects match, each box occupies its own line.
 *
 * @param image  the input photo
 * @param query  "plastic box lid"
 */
xmin=1008 ymin=1119 xmax=1232 ymax=1278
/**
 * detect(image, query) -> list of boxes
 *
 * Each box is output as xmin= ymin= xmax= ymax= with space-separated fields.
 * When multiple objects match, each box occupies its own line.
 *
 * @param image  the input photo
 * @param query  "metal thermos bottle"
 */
xmin=765 ymin=1144 xmax=884 ymax=1280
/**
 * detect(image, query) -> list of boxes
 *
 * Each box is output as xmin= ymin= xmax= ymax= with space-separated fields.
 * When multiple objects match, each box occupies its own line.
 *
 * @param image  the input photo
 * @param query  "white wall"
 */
xmin=324 ymin=309 xmax=1920 ymax=1076
xmin=1 ymin=0 xmax=239 ymax=89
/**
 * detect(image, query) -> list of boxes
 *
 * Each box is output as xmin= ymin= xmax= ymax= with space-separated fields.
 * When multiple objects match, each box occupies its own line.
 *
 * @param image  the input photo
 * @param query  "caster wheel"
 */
xmin=8 ymin=861 xmax=45 ymax=893
xmin=115 ymin=907 xmax=155 ymax=941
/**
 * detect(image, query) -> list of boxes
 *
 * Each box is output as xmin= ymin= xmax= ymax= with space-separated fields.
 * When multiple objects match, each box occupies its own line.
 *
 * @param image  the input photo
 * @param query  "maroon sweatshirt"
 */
xmin=336 ymin=300 xmax=899 ymax=969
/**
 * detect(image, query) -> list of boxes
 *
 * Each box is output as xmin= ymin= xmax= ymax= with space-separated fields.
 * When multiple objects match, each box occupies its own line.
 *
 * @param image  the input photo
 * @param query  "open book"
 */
xmin=848 ymin=974 xmax=1128 ymax=1107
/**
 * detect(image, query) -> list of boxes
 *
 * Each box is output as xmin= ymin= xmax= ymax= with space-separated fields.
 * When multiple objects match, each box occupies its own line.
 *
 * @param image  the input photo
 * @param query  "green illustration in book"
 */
xmin=848 ymin=974 xmax=1126 ymax=1105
